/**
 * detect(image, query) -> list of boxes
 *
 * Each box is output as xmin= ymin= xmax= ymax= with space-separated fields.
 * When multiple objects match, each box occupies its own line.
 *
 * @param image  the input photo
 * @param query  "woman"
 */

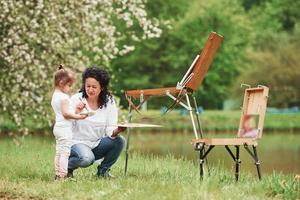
xmin=68 ymin=67 xmax=126 ymax=178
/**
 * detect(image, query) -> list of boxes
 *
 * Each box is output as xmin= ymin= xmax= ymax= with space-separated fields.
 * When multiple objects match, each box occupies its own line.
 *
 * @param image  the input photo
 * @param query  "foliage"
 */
xmin=247 ymin=0 xmax=300 ymax=38
xmin=0 ymin=0 xmax=163 ymax=133
xmin=231 ymin=0 xmax=300 ymax=107
xmin=1 ymin=0 xmax=300 ymax=132
xmin=112 ymin=0 xmax=253 ymax=108
xmin=233 ymin=33 xmax=300 ymax=107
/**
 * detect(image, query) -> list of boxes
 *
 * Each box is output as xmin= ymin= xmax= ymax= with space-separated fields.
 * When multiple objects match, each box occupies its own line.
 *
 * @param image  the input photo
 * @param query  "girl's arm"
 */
xmin=61 ymin=99 xmax=87 ymax=120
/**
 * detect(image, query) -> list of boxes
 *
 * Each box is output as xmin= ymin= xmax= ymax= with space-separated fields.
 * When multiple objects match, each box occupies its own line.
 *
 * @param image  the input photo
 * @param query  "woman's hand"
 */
xmin=75 ymin=101 xmax=86 ymax=114
xmin=111 ymin=126 xmax=127 ymax=137
xmin=61 ymin=100 xmax=88 ymax=120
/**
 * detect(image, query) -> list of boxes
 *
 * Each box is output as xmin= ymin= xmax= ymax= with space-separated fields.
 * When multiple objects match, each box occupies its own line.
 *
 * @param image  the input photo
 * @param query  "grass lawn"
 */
xmin=0 ymin=136 xmax=299 ymax=200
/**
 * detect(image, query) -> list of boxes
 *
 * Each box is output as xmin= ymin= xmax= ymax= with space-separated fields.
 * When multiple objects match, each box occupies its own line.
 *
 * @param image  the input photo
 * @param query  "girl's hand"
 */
xmin=77 ymin=113 xmax=88 ymax=119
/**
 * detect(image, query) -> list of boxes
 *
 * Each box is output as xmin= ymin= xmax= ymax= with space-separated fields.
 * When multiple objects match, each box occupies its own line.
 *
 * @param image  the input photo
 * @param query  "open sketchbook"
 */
xmin=94 ymin=123 xmax=162 ymax=128
xmin=117 ymin=123 xmax=162 ymax=128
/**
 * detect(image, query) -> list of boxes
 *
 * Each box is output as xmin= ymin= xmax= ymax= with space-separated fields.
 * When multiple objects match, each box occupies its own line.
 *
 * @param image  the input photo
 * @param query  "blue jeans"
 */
xmin=68 ymin=136 xmax=125 ymax=175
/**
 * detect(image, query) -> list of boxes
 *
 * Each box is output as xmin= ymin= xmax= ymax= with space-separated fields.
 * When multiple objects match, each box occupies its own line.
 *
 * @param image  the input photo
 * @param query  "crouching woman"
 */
xmin=68 ymin=67 xmax=126 ymax=178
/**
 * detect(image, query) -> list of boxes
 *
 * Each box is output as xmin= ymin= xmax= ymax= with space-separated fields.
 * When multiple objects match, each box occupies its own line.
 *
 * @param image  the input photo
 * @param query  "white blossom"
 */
xmin=0 ymin=0 xmax=163 ymax=134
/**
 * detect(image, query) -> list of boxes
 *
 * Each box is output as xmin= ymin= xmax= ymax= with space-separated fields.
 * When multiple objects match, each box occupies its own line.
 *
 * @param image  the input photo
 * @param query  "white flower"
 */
xmin=0 ymin=0 xmax=163 ymax=133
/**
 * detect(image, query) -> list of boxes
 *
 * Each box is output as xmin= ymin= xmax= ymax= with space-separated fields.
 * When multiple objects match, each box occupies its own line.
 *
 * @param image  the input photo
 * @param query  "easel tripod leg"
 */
xmin=124 ymin=132 xmax=131 ymax=175
xmin=199 ymin=144 xmax=205 ymax=180
xmin=124 ymin=106 xmax=132 ymax=175
xmin=235 ymin=146 xmax=240 ymax=181
xmin=192 ymin=96 xmax=210 ymax=175
xmin=253 ymin=146 xmax=262 ymax=180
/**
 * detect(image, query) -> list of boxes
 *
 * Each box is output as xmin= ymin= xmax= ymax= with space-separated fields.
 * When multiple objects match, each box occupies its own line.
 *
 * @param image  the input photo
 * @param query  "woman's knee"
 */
xmin=71 ymin=144 xmax=95 ymax=167
xmin=114 ymin=135 xmax=125 ymax=149
xmin=78 ymin=153 xmax=95 ymax=167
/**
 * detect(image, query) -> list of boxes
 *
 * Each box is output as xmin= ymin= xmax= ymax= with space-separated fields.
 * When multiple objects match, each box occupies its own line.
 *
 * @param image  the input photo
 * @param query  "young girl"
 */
xmin=51 ymin=65 xmax=87 ymax=180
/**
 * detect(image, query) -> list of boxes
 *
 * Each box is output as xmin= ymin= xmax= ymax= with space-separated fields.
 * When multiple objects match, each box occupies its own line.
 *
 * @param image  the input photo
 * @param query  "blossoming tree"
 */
xmin=0 ymin=0 xmax=162 ymax=133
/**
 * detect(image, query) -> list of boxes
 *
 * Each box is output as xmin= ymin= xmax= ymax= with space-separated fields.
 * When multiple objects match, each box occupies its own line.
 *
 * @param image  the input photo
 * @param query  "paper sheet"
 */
xmin=117 ymin=123 xmax=162 ymax=128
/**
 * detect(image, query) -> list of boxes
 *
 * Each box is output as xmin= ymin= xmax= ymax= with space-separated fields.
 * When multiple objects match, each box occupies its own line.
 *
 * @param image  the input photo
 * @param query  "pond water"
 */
xmin=127 ymin=131 xmax=300 ymax=175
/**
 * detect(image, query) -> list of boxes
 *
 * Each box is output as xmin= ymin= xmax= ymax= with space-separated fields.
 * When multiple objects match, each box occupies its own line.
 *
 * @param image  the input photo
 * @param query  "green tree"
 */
xmin=247 ymin=0 xmax=300 ymax=46
xmin=232 ymin=30 xmax=300 ymax=107
xmin=231 ymin=0 xmax=300 ymax=107
xmin=112 ymin=0 xmax=253 ymax=109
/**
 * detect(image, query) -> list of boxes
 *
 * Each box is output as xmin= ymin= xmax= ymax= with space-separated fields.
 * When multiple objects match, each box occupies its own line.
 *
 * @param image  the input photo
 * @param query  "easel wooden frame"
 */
xmin=191 ymin=85 xmax=269 ymax=181
xmin=124 ymin=32 xmax=223 ymax=174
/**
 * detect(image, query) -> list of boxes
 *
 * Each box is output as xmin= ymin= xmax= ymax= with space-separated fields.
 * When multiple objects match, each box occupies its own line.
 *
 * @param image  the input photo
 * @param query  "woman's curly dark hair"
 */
xmin=80 ymin=67 xmax=112 ymax=108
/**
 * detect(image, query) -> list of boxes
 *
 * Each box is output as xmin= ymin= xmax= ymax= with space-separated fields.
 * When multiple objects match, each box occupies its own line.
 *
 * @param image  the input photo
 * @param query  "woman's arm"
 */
xmin=111 ymin=126 xmax=127 ymax=137
xmin=106 ymin=99 xmax=126 ymax=137
xmin=69 ymin=93 xmax=86 ymax=114
xmin=74 ymin=101 xmax=86 ymax=114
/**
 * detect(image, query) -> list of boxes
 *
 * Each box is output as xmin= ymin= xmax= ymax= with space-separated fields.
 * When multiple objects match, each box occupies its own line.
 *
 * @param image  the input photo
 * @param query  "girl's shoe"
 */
xmin=54 ymin=175 xmax=67 ymax=181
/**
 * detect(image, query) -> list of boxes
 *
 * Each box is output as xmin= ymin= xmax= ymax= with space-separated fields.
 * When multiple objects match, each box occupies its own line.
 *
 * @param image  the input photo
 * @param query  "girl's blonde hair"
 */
xmin=54 ymin=64 xmax=75 ymax=87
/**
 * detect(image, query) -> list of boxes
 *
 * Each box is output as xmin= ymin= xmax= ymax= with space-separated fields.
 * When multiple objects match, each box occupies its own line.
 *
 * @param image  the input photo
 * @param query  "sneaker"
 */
xmin=97 ymin=169 xmax=115 ymax=179
xmin=67 ymin=169 xmax=74 ymax=178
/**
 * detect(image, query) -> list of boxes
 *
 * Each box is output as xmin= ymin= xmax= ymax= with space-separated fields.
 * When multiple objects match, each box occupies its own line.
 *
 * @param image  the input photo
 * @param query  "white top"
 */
xmin=51 ymin=90 xmax=72 ymax=127
xmin=70 ymin=92 xmax=118 ymax=148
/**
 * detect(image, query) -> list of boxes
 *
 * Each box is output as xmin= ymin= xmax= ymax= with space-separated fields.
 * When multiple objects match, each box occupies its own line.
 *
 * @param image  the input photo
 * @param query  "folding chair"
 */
xmin=124 ymin=32 xmax=223 ymax=174
xmin=191 ymin=85 xmax=269 ymax=181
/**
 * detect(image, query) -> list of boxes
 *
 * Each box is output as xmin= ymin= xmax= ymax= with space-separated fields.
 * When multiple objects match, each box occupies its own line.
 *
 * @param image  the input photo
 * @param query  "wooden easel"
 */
xmin=191 ymin=85 xmax=269 ymax=181
xmin=124 ymin=32 xmax=223 ymax=174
